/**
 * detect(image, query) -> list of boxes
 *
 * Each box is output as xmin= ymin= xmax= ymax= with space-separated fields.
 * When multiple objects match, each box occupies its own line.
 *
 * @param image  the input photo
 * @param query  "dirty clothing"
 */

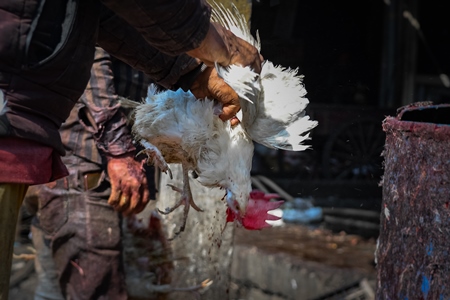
xmin=0 ymin=0 xmax=208 ymax=184
xmin=34 ymin=156 xmax=125 ymax=300
xmin=0 ymin=137 xmax=68 ymax=185
xmin=31 ymin=47 xmax=152 ymax=300
xmin=60 ymin=48 xmax=139 ymax=164
xmin=32 ymin=220 xmax=67 ymax=300
xmin=34 ymin=47 xmax=153 ymax=299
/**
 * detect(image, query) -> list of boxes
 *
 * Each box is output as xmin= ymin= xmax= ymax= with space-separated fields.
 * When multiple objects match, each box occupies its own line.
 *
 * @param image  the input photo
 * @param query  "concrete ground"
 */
xmin=229 ymin=225 xmax=376 ymax=300
xmin=9 ymin=223 xmax=376 ymax=300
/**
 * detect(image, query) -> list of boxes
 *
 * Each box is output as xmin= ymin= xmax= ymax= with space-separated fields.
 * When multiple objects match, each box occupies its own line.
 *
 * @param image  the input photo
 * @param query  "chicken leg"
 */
xmin=139 ymin=140 xmax=173 ymax=179
xmin=158 ymin=161 xmax=203 ymax=236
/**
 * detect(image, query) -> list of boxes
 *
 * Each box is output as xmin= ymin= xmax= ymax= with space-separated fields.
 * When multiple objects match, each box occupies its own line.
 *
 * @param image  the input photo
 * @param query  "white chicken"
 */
xmin=127 ymin=4 xmax=317 ymax=234
xmin=131 ymin=85 xmax=254 ymax=234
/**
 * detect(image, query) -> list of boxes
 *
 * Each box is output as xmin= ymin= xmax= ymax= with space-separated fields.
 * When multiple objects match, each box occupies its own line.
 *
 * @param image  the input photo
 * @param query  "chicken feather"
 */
xmin=211 ymin=3 xmax=261 ymax=51
xmin=212 ymin=3 xmax=318 ymax=151
xmin=129 ymin=87 xmax=254 ymax=235
xmin=126 ymin=4 xmax=317 ymax=234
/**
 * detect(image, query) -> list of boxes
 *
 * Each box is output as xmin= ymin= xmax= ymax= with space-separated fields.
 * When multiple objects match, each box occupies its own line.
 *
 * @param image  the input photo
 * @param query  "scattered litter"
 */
xmin=282 ymin=197 xmax=323 ymax=224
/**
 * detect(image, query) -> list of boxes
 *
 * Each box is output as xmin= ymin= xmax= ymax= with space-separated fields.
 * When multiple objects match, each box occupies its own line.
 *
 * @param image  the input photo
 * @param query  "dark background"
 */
xmin=248 ymin=0 xmax=450 ymax=209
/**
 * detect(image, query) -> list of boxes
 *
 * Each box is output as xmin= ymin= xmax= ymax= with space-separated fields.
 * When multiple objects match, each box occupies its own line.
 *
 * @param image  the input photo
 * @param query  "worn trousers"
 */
xmin=32 ymin=155 xmax=126 ymax=300
xmin=0 ymin=183 xmax=28 ymax=300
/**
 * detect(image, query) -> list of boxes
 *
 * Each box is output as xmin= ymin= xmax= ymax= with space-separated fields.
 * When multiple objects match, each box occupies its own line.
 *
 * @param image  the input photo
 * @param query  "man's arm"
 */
xmin=99 ymin=0 xmax=211 ymax=56
xmin=99 ymin=0 xmax=261 ymax=72
xmin=79 ymin=47 xmax=149 ymax=215
xmin=97 ymin=4 xmax=260 ymax=122
xmin=97 ymin=5 xmax=202 ymax=91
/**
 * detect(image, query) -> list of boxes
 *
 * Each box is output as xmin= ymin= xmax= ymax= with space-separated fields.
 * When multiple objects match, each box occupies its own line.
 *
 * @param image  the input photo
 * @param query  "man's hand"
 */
xmin=189 ymin=66 xmax=240 ymax=126
xmin=107 ymin=153 xmax=150 ymax=215
xmin=188 ymin=22 xmax=262 ymax=73
xmin=187 ymin=22 xmax=262 ymax=125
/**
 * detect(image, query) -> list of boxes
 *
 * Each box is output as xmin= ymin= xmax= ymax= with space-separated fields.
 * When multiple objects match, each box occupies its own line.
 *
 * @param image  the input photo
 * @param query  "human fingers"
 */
xmin=123 ymin=178 xmax=149 ymax=216
xmin=114 ymin=185 xmax=132 ymax=213
xmin=131 ymin=185 xmax=150 ymax=215
xmin=190 ymin=67 xmax=240 ymax=121
xmin=210 ymin=23 xmax=262 ymax=73
xmin=106 ymin=153 xmax=149 ymax=213
xmin=108 ymin=181 xmax=122 ymax=207
xmin=210 ymin=71 xmax=240 ymax=121
xmin=219 ymin=96 xmax=240 ymax=122
xmin=229 ymin=116 xmax=240 ymax=126
xmin=121 ymin=191 xmax=137 ymax=216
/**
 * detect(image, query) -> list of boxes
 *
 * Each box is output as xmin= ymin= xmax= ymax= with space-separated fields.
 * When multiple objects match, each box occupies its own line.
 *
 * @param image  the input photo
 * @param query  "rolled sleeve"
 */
xmin=79 ymin=47 xmax=136 ymax=156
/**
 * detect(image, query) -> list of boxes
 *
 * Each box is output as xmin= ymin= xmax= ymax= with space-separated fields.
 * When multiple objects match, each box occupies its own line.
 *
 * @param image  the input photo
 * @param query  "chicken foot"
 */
xmin=139 ymin=140 xmax=173 ymax=179
xmin=158 ymin=162 xmax=203 ymax=236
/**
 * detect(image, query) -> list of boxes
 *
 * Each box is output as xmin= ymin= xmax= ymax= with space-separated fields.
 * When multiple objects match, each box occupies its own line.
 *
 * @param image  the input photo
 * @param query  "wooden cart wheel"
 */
xmin=322 ymin=118 xmax=385 ymax=180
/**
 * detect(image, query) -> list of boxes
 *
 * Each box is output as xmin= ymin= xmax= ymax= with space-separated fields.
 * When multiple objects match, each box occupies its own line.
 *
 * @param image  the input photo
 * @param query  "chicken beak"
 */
xmin=226 ymin=190 xmax=244 ymax=217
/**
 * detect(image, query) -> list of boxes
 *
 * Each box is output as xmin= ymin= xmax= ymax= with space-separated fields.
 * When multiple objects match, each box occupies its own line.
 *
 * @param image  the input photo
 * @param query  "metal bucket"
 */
xmin=376 ymin=102 xmax=450 ymax=299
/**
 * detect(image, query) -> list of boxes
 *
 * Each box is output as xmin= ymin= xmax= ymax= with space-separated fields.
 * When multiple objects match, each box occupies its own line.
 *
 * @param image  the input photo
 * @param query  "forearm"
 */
xmin=79 ymin=47 xmax=135 ymax=157
xmin=98 ymin=5 xmax=202 ymax=90
xmin=98 ymin=0 xmax=211 ymax=56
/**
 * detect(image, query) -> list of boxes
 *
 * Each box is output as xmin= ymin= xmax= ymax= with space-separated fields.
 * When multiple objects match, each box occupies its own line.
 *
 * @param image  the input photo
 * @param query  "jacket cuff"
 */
xmin=79 ymin=106 xmax=136 ymax=157
xmin=171 ymin=62 xmax=206 ymax=92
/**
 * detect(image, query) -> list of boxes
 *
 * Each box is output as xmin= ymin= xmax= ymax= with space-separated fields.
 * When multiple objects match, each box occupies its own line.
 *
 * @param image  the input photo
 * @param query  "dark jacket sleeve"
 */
xmin=99 ymin=0 xmax=211 ymax=56
xmin=97 ymin=5 xmax=202 ymax=90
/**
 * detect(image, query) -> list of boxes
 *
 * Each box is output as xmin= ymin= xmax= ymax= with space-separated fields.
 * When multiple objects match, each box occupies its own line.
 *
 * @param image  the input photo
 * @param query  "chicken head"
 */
xmin=226 ymin=190 xmax=284 ymax=230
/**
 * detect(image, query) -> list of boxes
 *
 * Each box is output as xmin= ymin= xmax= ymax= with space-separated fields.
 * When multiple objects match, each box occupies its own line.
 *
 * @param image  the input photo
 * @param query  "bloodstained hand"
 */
xmin=107 ymin=152 xmax=150 ymax=215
